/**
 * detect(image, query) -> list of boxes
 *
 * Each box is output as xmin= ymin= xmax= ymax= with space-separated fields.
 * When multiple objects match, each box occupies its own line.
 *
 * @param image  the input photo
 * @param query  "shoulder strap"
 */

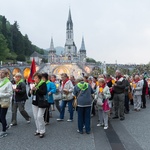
xmin=77 ymin=90 xmax=82 ymax=99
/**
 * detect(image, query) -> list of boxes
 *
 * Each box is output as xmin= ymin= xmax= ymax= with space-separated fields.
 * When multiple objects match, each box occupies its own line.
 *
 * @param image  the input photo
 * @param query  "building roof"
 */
xmin=30 ymin=51 xmax=43 ymax=58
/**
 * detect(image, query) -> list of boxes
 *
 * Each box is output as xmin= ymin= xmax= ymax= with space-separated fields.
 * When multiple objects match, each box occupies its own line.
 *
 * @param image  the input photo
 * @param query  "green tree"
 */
xmin=16 ymin=54 xmax=26 ymax=61
xmin=1 ymin=16 xmax=7 ymax=38
xmin=0 ymin=34 xmax=10 ymax=61
xmin=11 ymin=21 xmax=25 ymax=54
xmin=86 ymin=57 xmax=96 ymax=63
xmin=23 ymin=34 xmax=33 ymax=56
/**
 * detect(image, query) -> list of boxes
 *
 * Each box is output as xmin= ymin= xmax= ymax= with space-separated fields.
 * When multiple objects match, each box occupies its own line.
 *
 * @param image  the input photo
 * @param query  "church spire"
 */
xmin=67 ymin=9 xmax=73 ymax=30
xmin=49 ymin=37 xmax=55 ymax=52
xmin=80 ymin=37 xmax=86 ymax=51
xmin=68 ymin=9 xmax=72 ymax=22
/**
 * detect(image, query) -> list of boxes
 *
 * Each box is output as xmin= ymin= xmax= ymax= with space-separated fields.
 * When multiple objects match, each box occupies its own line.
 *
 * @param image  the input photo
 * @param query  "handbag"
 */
xmin=38 ymin=95 xmax=49 ymax=108
xmin=97 ymin=97 xmax=103 ymax=106
xmin=72 ymin=97 xmax=77 ymax=108
xmin=53 ymin=92 xmax=62 ymax=101
xmin=1 ymin=100 xmax=10 ymax=108
xmin=102 ymin=99 xmax=110 ymax=112
xmin=72 ymin=90 xmax=82 ymax=108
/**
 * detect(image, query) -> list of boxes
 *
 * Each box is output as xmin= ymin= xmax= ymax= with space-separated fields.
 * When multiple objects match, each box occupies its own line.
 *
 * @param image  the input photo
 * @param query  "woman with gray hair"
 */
xmin=0 ymin=68 xmax=13 ymax=138
xmin=10 ymin=73 xmax=31 ymax=126
xmin=73 ymin=76 xmax=94 ymax=134
xmin=95 ymin=78 xmax=111 ymax=129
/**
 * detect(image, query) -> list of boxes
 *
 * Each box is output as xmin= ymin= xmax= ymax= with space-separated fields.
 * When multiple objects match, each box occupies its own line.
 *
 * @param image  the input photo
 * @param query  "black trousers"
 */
xmin=0 ymin=106 xmax=8 ymax=132
xmin=44 ymin=103 xmax=51 ymax=123
xmin=141 ymin=94 xmax=146 ymax=107
xmin=124 ymin=95 xmax=129 ymax=112
xmin=91 ymin=102 xmax=95 ymax=116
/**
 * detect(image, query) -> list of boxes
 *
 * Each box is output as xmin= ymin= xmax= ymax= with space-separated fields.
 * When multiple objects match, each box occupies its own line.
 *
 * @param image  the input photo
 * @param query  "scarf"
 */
xmin=99 ymin=84 xmax=105 ymax=93
xmin=0 ymin=77 xmax=10 ymax=88
xmin=134 ymin=79 xmax=140 ymax=83
xmin=77 ymin=82 xmax=88 ymax=91
xmin=46 ymin=80 xmax=50 ymax=84
xmin=35 ymin=80 xmax=45 ymax=90
xmin=16 ymin=79 xmax=24 ymax=85
xmin=62 ymin=78 xmax=69 ymax=89
xmin=116 ymin=75 xmax=123 ymax=81
xmin=100 ymin=83 xmax=105 ymax=89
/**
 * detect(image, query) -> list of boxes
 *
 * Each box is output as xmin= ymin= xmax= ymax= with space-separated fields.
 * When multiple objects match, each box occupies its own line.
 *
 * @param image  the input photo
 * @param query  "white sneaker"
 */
xmin=57 ymin=118 xmax=64 ymax=121
xmin=104 ymin=126 xmax=108 ymax=130
xmin=97 ymin=123 xmax=103 ymax=127
xmin=27 ymin=118 xmax=31 ymax=124
xmin=0 ymin=131 xmax=7 ymax=138
xmin=67 ymin=119 xmax=73 ymax=122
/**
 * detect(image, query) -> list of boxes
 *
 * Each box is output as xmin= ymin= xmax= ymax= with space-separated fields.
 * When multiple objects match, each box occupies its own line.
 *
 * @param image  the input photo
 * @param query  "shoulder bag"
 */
xmin=38 ymin=95 xmax=49 ymax=108
xmin=1 ymin=99 xmax=10 ymax=108
xmin=72 ymin=90 xmax=82 ymax=108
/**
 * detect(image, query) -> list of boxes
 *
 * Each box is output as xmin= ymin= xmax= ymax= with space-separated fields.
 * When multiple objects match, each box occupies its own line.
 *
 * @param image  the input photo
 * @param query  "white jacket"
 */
xmin=95 ymin=85 xmax=111 ymax=107
xmin=133 ymin=80 xmax=143 ymax=96
xmin=0 ymin=78 xmax=13 ymax=106
xmin=61 ymin=80 xmax=74 ymax=101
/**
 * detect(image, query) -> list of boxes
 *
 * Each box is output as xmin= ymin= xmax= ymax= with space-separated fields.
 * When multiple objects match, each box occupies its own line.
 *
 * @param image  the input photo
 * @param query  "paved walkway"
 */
xmin=0 ymin=97 xmax=150 ymax=150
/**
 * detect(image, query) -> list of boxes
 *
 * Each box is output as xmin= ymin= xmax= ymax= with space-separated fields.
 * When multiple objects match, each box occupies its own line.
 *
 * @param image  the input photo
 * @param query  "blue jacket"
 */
xmin=46 ymin=81 xmax=56 ymax=103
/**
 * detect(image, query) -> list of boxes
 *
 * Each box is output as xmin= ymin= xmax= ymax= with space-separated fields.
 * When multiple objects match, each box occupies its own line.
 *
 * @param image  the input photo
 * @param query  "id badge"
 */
xmin=33 ymin=95 xmax=36 ymax=101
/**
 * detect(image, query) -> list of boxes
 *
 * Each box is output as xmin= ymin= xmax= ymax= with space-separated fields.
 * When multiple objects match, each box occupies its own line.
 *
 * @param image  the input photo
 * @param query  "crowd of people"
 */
xmin=0 ymin=68 xmax=149 ymax=138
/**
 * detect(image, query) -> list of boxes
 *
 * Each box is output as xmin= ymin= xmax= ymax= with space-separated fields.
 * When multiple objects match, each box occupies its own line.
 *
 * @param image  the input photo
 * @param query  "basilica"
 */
xmin=46 ymin=9 xmax=93 ymax=77
xmin=48 ymin=9 xmax=86 ymax=64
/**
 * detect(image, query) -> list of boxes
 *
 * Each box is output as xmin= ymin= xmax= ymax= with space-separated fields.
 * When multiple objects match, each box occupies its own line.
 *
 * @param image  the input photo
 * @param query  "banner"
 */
xmin=28 ymin=58 xmax=36 ymax=83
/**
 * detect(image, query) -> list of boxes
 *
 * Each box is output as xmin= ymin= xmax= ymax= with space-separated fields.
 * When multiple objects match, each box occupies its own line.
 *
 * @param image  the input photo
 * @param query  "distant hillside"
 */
xmin=45 ymin=46 xmax=64 ymax=55
xmin=0 ymin=15 xmax=45 ymax=62
xmin=55 ymin=46 xmax=64 ymax=55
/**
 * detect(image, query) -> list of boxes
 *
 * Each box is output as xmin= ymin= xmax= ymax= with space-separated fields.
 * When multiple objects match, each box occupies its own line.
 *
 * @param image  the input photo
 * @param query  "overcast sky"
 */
xmin=1 ymin=0 xmax=150 ymax=64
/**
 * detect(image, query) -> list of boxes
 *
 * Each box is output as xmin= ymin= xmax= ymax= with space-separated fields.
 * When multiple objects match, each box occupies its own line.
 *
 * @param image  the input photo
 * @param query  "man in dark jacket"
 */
xmin=113 ymin=70 xmax=126 ymax=120
xmin=10 ymin=73 xmax=31 ymax=126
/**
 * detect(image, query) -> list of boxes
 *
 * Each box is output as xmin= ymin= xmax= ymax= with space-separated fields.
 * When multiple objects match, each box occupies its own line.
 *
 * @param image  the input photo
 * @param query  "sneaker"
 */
xmin=57 ymin=118 xmax=64 ymax=121
xmin=45 ymin=122 xmax=49 ymax=126
xmin=67 ymin=119 xmax=73 ymax=122
xmin=34 ymin=132 xmax=40 ymax=136
xmin=83 ymin=125 xmax=85 ymax=129
xmin=77 ymin=130 xmax=83 ymax=134
xmin=120 ymin=117 xmax=125 ymax=121
xmin=10 ymin=123 xmax=17 ymax=126
xmin=104 ymin=126 xmax=108 ymax=130
xmin=97 ymin=123 xmax=104 ymax=127
xmin=27 ymin=118 xmax=31 ymax=124
xmin=39 ymin=133 xmax=44 ymax=138
xmin=0 ymin=131 xmax=7 ymax=138
xmin=6 ymin=125 xmax=11 ymax=130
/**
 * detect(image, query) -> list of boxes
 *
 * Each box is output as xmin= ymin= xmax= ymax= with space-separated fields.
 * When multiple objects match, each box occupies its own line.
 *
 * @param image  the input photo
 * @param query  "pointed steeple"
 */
xmin=80 ymin=37 xmax=86 ymax=51
xmin=68 ymin=9 xmax=72 ymax=22
xmin=49 ymin=37 xmax=55 ymax=52
xmin=67 ymin=9 xmax=73 ymax=30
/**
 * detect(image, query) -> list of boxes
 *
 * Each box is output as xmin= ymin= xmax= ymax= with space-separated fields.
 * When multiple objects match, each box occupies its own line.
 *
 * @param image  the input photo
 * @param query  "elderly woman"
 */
xmin=29 ymin=73 xmax=47 ymax=138
xmin=57 ymin=73 xmax=74 ymax=122
xmin=95 ymin=78 xmax=111 ymax=129
xmin=73 ymin=76 xmax=94 ymax=134
xmin=10 ymin=73 xmax=31 ymax=126
xmin=132 ymin=75 xmax=143 ymax=111
xmin=0 ymin=69 xmax=13 ymax=138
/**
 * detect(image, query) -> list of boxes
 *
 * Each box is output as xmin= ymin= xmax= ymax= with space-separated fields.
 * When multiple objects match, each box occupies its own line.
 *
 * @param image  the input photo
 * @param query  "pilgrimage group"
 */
xmin=0 ymin=68 xmax=149 ymax=138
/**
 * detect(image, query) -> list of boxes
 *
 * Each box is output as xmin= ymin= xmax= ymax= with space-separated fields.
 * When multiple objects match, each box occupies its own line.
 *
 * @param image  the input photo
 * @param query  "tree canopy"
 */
xmin=0 ymin=15 xmax=45 ymax=62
